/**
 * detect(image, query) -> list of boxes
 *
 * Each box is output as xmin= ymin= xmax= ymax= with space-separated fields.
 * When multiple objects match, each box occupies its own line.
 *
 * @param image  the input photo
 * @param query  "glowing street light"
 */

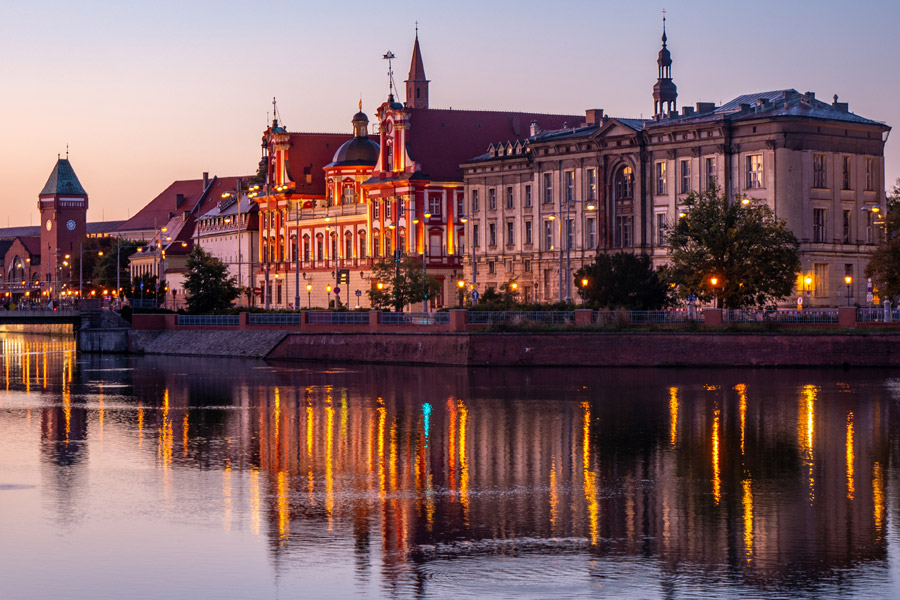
xmin=306 ymin=283 xmax=312 ymax=309
xmin=845 ymin=275 xmax=853 ymax=306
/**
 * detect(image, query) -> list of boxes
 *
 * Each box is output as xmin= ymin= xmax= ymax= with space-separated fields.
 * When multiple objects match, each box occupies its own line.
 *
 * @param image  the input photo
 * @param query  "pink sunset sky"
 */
xmin=1 ymin=0 xmax=897 ymax=227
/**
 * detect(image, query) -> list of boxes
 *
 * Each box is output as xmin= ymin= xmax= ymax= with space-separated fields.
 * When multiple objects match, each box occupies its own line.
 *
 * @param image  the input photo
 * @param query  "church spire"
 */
xmin=405 ymin=27 xmax=429 ymax=109
xmin=652 ymin=10 xmax=677 ymax=119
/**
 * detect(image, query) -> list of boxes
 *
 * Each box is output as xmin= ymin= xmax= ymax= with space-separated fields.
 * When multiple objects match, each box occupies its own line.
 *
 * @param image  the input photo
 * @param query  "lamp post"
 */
xmin=845 ymin=275 xmax=853 ymax=306
xmin=804 ymin=275 xmax=812 ymax=308
xmin=306 ymin=283 xmax=312 ymax=309
xmin=710 ymin=276 xmax=719 ymax=309
xmin=422 ymin=212 xmax=431 ymax=312
xmin=457 ymin=279 xmax=465 ymax=307
xmin=326 ymin=284 xmax=332 ymax=307
xmin=580 ymin=277 xmax=589 ymax=307
xmin=294 ymin=201 xmax=301 ymax=310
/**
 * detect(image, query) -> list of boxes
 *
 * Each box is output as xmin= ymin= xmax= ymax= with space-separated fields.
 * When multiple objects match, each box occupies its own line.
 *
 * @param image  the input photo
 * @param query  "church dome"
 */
xmin=658 ymin=46 xmax=672 ymax=67
xmin=331 ymin=136 xmax=380 ymax=166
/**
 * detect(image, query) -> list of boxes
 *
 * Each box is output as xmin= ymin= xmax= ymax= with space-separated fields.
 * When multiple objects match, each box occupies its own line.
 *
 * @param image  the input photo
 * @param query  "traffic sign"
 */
xmin=355 ymin=289 xmax=362 ymax=297
xmin=471 ymin=290 xmax=480 ymax=302
xmin=337 ymin=269 xmax=350 ymax=285
xmin=333 ymin=286 xmax=341 ymax=295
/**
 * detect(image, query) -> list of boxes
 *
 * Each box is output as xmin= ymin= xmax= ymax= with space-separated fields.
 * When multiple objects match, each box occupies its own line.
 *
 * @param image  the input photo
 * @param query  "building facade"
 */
xmin=462 ymin=27 xmax=891 ymax=307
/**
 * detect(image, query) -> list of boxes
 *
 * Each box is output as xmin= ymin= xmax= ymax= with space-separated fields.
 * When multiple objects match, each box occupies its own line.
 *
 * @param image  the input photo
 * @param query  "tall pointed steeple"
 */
xmin=405 ymin=27 xmax=429 ymax=109
xmin=652 ymin=11 xmax=677 ymax=119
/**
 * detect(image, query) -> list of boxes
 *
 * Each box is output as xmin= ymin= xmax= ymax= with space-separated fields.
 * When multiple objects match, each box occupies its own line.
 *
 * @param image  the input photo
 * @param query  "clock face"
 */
xmin=45 ymin=219 xmax=52 ymax=231
xmin=66 ymin=219 xmax=76 ymax=231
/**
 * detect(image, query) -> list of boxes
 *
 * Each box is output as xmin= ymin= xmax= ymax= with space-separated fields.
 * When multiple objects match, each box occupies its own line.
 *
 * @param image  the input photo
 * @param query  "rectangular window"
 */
xmin=471 ymin=189 xmax=480 ymax=212
xmin=813 ymin=208 xmax=826 ymax=243
xmin=456 ymin=195 xmax=464 ymax=217
xmin=385 ymin=202 xmax=392 ymax=220
xmin=586 ymin=218 xmax=595 ymax=249
xmin=565 ymin=171 xmax=575 ymax=203
xmin=506 ymin=221 xmax=514 ymax=245
xmin=746 ymin=154 xmax=763 ymax=189
xmin=586 ymin=169 xmax=597 ymax=201
xmin=524 ymin=220 xmax=533 ymax=245
xmin=544 ymin=220 xmax=553 ymax=250
xmin=429 ymin=195 xmax=442 ymax=215
xmin=843 ymin=209 xmax=851 ymax=243
xmin=524 ymin=260 xmax=531 ymax=273
xmin=705 ymin=157 xmax=717 ymax=190
xmin=399 ymin=202 xmax=405 ymax=217
xmin=813 ymin=154 xmax=827 ymax=188
xmin=656 ymin=161 xmax=667 ymax=195
xmin=506 ymin=187 xmax=514 ymax=209
xmin=615 ymin=216 xmax=631 ymax=248
xmin=680 ymin=159 xmax=691 ymax=194
xmin=488 ymin=260 xmax=495 ymax=274
xmin=473 ymin=223 xmax=480 ymax=247
xmin=524 ymin=185 xmax=533 ymax=208
xmin=656 ymin=213 xmax=667 ymax=246
xmin=814 ymin=263 xmax=829 ymax=298
xmin=543 ymin=173 xmax=553 ymax=204
xmin=488 ymin=188 xmax=496 ymax=210
xmin=488 ymin=223 xmax=496 ymax=247
xmin=866 ymin=157 xmax=874 ymax=191
xmin=842 ymin=156 xmax=851 ymax=190
xmin=373 ymin=203 xmax=380 ymax=220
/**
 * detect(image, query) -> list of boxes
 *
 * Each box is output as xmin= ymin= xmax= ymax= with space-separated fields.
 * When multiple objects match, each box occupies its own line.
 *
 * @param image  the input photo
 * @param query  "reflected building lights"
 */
xmin=712 ymin=408 xmax=721 ymax=505
xmin=873 ymin=462 xmax=884 ymax=537
xmin=799 ymin=384 xmax=817 ymax=503
xmin=668 ymin=387 xmax=678 ymax=446
xmin=277 ymin=470 xmax=289 ymax=542
xmin=458 ymin=399 xmax=469 ymax=520
xmin=846 ymin=411 xmax=855 ymax=501
xmin=250 ymin=468 xmax=261 ymax=536
xmin=735 ymin=383 xmax=747 ymax=455
xmin=742 ymin=478 xmax=754 ymax=561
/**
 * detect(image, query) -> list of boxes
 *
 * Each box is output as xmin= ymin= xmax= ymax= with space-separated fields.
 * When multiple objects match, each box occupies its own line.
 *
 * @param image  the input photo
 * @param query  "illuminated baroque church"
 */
xmin=253 ymin=34 xmax=578 ymax=308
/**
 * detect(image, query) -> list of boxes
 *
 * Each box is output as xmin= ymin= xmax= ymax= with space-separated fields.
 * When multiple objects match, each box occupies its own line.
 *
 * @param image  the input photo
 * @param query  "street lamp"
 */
xmin=306 ymin=283 xmax=312 ymax=309
xmin=580 ymin=277 xmax=589 ymax=307
xmin=326 ymin=284 xmax=332 ymax=307
xmin=710 ymin=276 xmax=719 ymax=309
xmin=845 ymin=275 xmax=853 ymax=306
xmin=547 ymin=214 xmax=564 ymax=301
xmin=421 ymin=212 xmax=432 ymax=312
xmin=805 ymin=275 xmax=812 ymax=305
xmin=457 ymin=279 xmax=465 ymax=307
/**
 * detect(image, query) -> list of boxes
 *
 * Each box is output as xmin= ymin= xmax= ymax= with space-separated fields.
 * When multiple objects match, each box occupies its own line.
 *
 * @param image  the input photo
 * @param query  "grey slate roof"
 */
xmin=40 ymin=159 xmax=87 ymax=196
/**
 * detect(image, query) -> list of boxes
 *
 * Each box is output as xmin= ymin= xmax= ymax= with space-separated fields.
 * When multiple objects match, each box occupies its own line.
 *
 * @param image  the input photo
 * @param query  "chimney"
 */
xmin=832 ymin=94 xmax=849 ymax=113
xmin=681 ymin=106 xmax=695 ymax=116
xmin=585 ymin=109 xmax=604 ymax=125
xmin=529 ymin=120 xmax=541 ymax=136
xmin=202 ymin=172 xmax=209 ymax=188
xmin=175 ymin=193 xmax=184 ymax=208
xmin=696 ymin=102 xmax=715 ymax=114
xmin=802 ymin=91 xmax=816 ymax=104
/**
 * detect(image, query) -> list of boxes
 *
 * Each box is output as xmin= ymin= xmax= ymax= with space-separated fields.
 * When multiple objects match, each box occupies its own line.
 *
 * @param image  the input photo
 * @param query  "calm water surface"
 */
xmin=1 ymin=333 xmax=899 ymax=599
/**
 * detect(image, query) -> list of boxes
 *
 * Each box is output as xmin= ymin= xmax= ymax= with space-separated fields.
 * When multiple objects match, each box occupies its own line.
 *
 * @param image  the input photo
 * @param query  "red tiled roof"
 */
xmin=406 ymin=108 xmax=582 ymax=182
xmin=116 ymin=176 xmax=248 ymax=234
xmin=18 ymin=236 xmax=41 ymax=257
xmin=284 ymin=133 xmax=350 ymax=195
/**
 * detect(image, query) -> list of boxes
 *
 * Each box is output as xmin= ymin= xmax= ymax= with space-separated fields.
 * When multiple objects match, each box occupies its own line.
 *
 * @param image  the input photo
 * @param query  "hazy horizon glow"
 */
xmin=1 ymin=0 xmax=898 ymax=227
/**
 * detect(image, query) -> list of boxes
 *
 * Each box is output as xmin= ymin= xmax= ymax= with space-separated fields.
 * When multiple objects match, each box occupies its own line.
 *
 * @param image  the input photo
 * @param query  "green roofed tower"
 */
xmin=38 ymin=157 xmax=89 ymax=296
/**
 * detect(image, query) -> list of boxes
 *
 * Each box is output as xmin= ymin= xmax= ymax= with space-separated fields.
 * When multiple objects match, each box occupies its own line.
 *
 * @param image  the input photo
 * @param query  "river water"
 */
xmin=0 ymin=333 xmax=898 ymax=599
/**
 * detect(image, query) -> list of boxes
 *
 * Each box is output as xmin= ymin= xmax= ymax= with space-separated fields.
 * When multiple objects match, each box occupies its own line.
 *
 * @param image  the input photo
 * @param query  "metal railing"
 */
xmin=724 ymin=309 xmax=838 ymax=323
xmin=381 ymin=312 xmax=450 ymax=325
xmin=467 ymin=311 xmax=574 ymax=325
xmin=130 ymin=299 xmax=160 ymax=309
xmin=857 ymin=307 xmax=900 ymax=323
xmin=594 ymin=310 xmax=701 ymax=325
xmin=176 ymin=314 xmax=239 ymax=326
xmin=308 ymin=311 xmax=370 ymax=325
xmin=248 ymin=313 xmax=304 ymax=325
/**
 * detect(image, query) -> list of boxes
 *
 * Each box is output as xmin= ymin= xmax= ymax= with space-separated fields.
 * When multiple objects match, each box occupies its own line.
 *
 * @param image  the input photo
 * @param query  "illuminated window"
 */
xmin=746 ymin=154 xmax=763 ymax=189
xmin=655 ymin=161 xmax=667 ymax=195
xmin=680 ymin=159 xmax=691 ymax=194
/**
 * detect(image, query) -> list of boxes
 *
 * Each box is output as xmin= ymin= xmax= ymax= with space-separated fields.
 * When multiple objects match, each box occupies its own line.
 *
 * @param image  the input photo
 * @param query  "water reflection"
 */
xmin=1 ymin=334 xmax=899 ymax=598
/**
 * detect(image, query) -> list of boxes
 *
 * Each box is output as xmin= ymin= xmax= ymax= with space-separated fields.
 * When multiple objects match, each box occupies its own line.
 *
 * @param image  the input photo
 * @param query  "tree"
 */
xmin=183 ymin=247 xmax=240 ymax=314
xmin=666 ymin=187 xmax=800 ymax=309
xmin=865 ymin=196 xmax=900 ymax=300
xmin=367 ymin=255 xmax=441 ymax=312
xmin=574 ymin=252 xmax=670 ymax=310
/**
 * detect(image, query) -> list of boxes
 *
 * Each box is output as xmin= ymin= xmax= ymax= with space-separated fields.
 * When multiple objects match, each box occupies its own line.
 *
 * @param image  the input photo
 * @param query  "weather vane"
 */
xmin=383 ymin=50 xmax=396 ymax=100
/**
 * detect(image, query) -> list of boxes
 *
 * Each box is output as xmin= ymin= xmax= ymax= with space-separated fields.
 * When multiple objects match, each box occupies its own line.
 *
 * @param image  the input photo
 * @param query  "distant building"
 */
xmin=118 ymin=173 xmax=248 ymax=304
xmin=195 ymin=191 xmax=259 ymax=305
xmin=461 ymin=21 xmax=891 ymax=306
xmin=253 ymin=33 xmax=580 ymax=309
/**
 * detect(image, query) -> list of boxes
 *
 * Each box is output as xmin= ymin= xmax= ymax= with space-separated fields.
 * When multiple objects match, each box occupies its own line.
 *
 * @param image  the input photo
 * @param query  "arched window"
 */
xmin=614 ymin=165 xmax=634 ymax=200
xmin=302 ymin=234 xmax=310 ymax=262
xmin=385 ymin=141 xmax=393 ymax=171
xmin=373 ymin=232 xmax=381 ymax=257
xmin=358 ymin=231 xmax=367 ymax=259
xmin=316 ymin=233 xmax=324 ymax=261
xmin=344 ymin=232 xmax=353 ymax=259
xmin=290 ymin=234 xmax=298 ymax=262
xmin=330 ymin=232 xmax=338 ymax=261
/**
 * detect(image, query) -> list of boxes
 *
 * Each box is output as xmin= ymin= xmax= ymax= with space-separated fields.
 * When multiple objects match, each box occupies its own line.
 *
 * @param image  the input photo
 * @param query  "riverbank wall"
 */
xmin=126 ymin=329 xmax=900 ymax=367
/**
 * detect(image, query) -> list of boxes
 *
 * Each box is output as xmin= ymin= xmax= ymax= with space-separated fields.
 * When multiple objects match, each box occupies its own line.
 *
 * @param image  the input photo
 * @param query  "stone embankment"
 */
xmin=125 ymin=329 xmax=900 ymax=367
xmin=130 ymin=330 xmax=288 ymax=358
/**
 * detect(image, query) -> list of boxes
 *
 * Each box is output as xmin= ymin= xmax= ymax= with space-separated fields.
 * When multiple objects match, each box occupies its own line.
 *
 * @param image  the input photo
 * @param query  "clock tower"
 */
xmin=38 ymin=158 xmax=88 ymax=296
